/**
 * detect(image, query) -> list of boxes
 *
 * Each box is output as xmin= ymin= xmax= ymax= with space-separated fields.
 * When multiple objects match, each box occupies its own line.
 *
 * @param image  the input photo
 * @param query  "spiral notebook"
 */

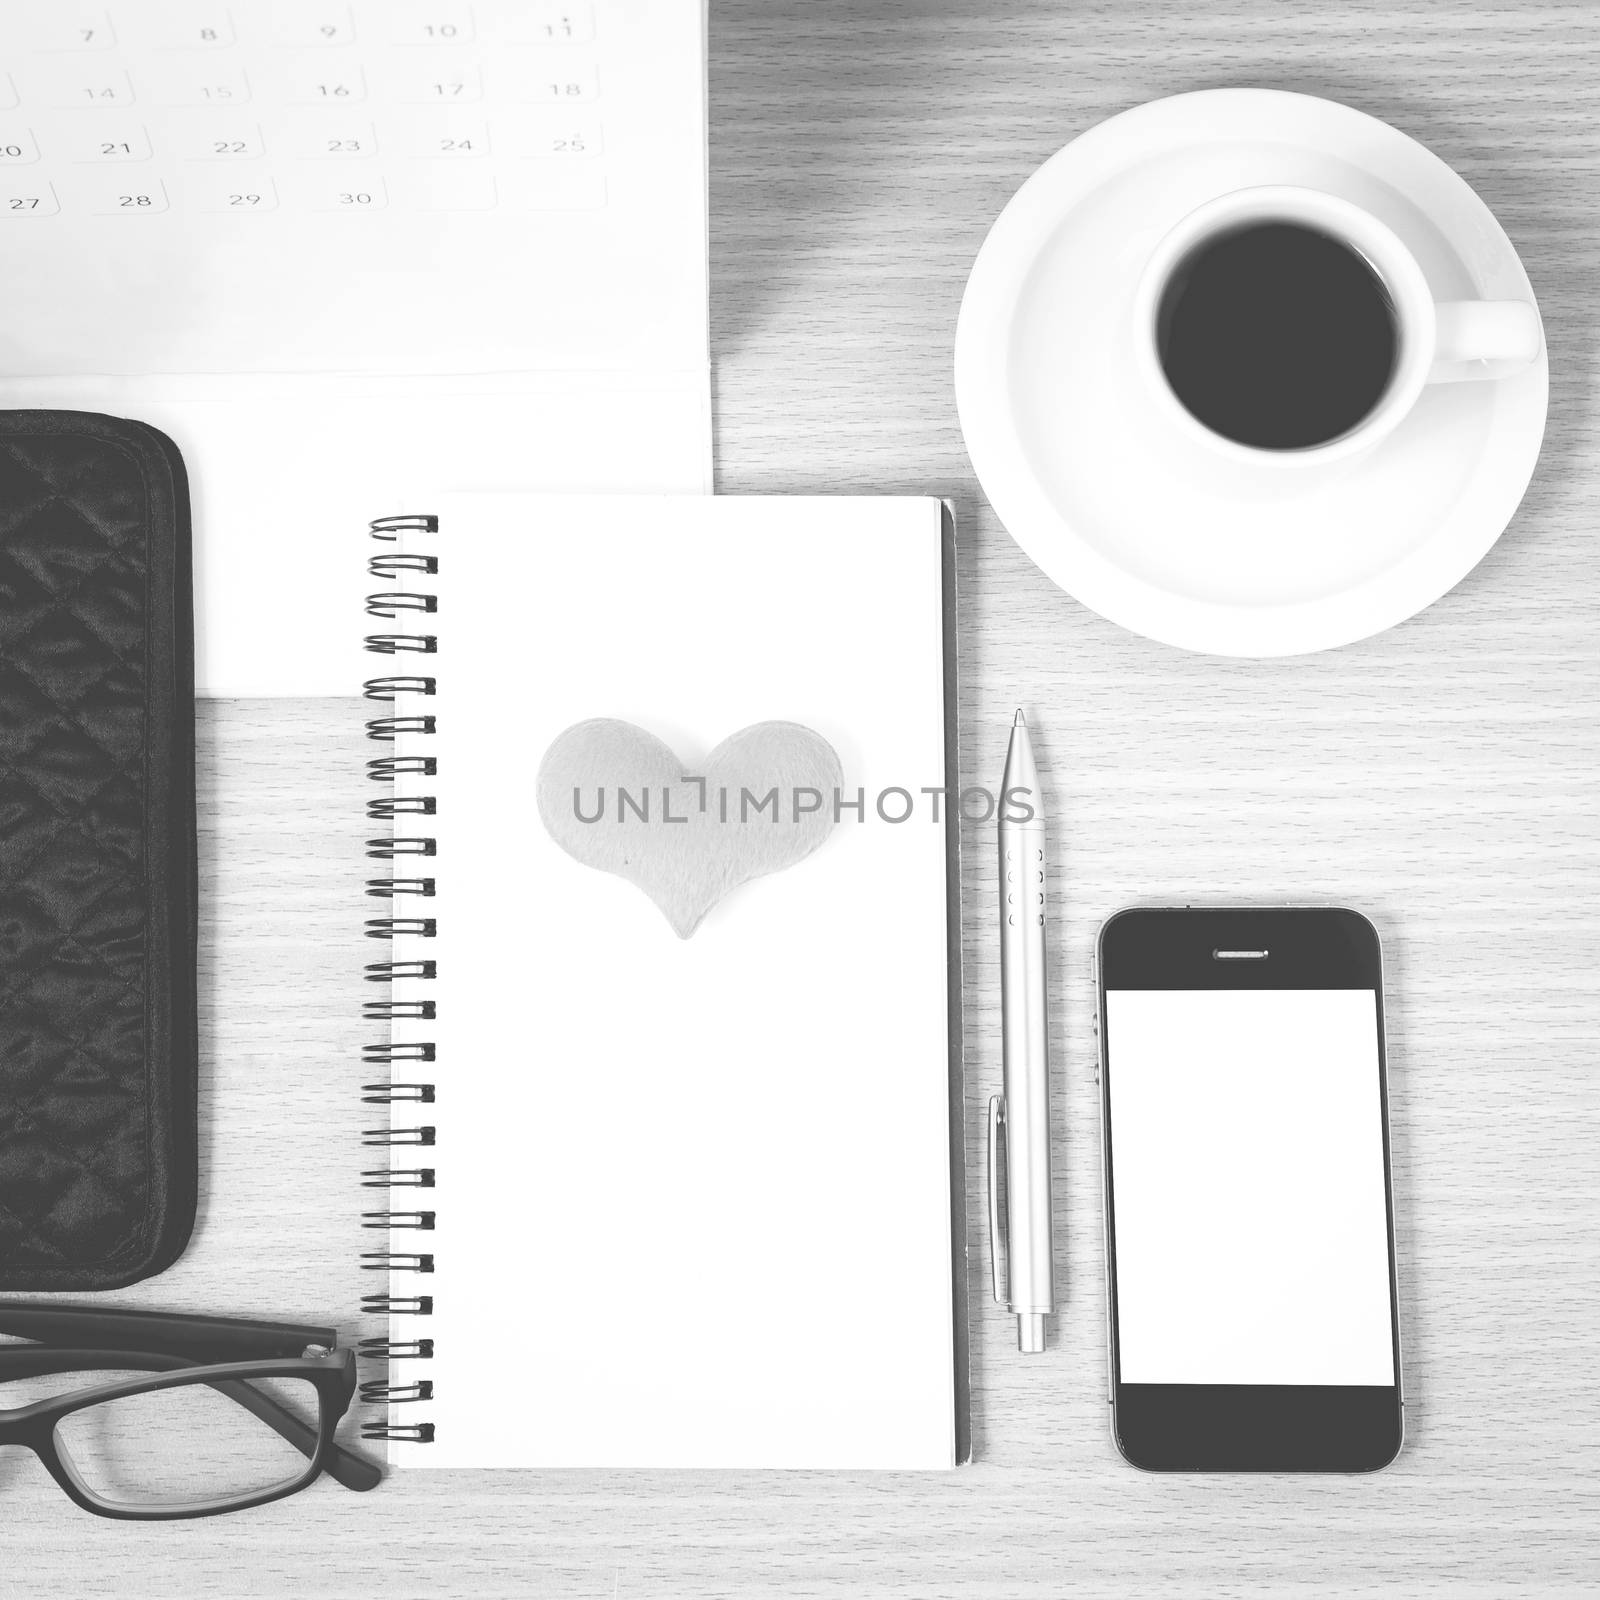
xmin=358 ymin=494 xmax=968 ymax=1469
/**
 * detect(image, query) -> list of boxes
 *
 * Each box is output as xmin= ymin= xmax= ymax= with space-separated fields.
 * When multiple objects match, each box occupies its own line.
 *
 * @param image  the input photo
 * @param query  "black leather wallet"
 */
xmin=0 ymin=411 xmax=197 ymax=1290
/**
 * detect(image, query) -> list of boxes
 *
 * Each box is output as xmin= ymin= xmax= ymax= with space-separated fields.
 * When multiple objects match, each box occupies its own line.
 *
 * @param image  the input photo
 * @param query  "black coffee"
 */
xmin=1155 ymin=221 xmax=1398 ymax=450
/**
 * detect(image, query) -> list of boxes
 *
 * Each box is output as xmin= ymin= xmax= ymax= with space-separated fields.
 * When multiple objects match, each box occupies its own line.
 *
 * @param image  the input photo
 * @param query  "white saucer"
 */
xmin=954 ymin=89 xmax=1549 ymax=656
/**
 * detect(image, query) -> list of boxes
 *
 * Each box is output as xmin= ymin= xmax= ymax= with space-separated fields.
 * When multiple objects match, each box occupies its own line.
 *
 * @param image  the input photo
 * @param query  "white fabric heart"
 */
xmin=535 ymin=719 xmax=842 ymax=937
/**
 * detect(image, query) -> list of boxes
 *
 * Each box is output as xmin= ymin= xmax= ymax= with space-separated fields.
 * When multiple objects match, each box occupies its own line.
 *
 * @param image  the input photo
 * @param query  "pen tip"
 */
xmin=1014 ymin=708 xmax=1026 ymax=727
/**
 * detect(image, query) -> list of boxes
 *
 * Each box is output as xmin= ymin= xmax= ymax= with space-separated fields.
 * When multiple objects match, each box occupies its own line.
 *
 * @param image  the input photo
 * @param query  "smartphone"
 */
xmin=1096 ymin=907 xmax=1402 ymax=1472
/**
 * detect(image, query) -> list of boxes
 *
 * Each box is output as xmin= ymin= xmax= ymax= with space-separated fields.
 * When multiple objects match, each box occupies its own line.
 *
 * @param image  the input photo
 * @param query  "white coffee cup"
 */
xmin=1132 ymin=184 xmax=1543 ymax=468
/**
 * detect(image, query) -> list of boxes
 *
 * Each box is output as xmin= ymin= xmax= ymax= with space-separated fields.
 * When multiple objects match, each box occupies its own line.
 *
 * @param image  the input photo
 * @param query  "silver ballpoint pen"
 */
xmin=988 ymin=709 xmax=1056 ymax=1353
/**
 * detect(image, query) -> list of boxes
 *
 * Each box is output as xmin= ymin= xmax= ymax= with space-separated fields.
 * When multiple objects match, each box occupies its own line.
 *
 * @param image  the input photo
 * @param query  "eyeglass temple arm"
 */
xmin=208 ymin=1373 xmax=381 ymax=1494
xmin=0 ymin=1302 xmax=329 ymax=1361
xmin=0 ymin=1348 xmax=381 ymax=1494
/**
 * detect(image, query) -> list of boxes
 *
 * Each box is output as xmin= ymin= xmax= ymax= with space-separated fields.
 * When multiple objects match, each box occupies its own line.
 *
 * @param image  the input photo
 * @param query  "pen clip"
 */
xmin=988 ymin=1094 xmax=1008 ymax=1306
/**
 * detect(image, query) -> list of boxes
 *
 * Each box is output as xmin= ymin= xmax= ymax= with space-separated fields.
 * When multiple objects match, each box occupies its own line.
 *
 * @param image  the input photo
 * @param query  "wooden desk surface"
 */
xmin=11 ymin=3 xmax=1599 ymax=1593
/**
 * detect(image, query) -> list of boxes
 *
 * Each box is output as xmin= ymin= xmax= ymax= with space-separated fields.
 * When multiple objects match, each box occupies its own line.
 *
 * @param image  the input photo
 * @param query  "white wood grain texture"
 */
xmin=9 ymin=1 xmax=1600 ymax=1593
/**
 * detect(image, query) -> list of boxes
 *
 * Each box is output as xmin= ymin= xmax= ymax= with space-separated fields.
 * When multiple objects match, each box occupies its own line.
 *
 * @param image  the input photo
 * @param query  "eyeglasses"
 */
xmin=0 ymin=1301 xmax=381 ymax=1520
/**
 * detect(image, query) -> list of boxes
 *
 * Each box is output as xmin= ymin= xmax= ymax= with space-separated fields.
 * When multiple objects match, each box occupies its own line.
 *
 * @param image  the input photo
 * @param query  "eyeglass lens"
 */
xmin=37 ymin=1372 xmax=321 ymax=1510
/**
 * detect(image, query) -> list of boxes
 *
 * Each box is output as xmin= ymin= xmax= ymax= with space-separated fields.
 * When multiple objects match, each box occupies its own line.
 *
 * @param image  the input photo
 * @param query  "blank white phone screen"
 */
xmin=1106 ymin=989 xmax=1395 ymax=1386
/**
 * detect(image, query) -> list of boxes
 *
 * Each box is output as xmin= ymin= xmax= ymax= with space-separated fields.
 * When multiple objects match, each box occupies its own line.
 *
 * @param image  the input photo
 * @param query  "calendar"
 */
xmin=0 ymin=3 xmax=607 ymax=221
xmin=0 ymin=0 xmax=707 ymax=377
xmin=0 ymin=1 xmax=711 ymax=695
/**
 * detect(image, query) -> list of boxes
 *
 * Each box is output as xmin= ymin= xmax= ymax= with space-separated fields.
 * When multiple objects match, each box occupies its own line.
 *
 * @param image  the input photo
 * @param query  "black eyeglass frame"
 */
xmin=0 ymin=1302 xmax=381 ymax=1520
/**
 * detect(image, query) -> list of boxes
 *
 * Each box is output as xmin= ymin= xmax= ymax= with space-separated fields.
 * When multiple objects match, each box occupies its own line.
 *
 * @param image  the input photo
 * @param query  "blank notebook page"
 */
xmin=382 ymin=494 xmax=959 ymax=1468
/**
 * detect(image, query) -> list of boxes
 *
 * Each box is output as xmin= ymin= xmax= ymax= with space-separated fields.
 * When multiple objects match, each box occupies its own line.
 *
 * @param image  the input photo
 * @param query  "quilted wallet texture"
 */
xmin=0 ymin=412 xmax=197 ymax=1290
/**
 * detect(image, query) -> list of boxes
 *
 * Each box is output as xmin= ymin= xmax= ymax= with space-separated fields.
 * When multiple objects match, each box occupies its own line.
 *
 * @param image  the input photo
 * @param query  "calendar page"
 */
xmin=0 ymin=0 xmax=710 ymax=693
xmin=0 ymin=0 xmax=706 ymax=376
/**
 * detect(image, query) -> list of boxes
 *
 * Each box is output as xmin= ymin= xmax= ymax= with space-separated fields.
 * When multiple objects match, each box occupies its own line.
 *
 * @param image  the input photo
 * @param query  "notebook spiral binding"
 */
xmin=361 ymin=514 xmax=440 ymax=1447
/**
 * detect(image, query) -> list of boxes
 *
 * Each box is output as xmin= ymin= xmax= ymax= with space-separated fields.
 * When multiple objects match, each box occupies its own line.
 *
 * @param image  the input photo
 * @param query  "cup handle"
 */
xmin=1428 ymin=300 xmax=1542 ymax=383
